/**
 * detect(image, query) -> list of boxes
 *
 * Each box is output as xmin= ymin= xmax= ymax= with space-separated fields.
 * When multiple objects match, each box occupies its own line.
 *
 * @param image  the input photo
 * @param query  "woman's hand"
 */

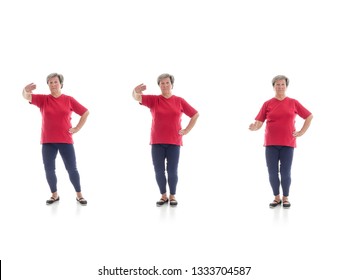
xmin=132 ymin=84 xmax=146 ymax=102
xmin=249 ymin=123 xmax=258 ymax=131
xmin=134 ymin=83 xmax=146 ymax=94
xmin=22 ymin=83 xmax=36 ymax=101
xmin=292 ymin=130 xmax=303 ymax=137
xmin=179 ymin=129 xmax=187 ymax=135
xmin=69 ymin=127 xmax=79 ymax=134
xmin=249 ymin=121 xmax=263 ymax=131
xmin=24 ymin=83 xmax=36 ymax=93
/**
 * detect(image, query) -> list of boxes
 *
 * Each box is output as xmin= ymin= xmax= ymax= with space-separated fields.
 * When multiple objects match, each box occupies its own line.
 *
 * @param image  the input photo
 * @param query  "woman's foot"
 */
xmin=76 ymin=197 xmax=87 ymax=205
xmin=46 ymin=196 xmax=60 ymax=205
xmin=169 ymin=198 xmax=178 ymax=207
xmin=269 ymin=195 xmax=281 ymax=208
xmin=282 ymin=196 xmax=291 ymax=208
xmin=269 ymin=199 xmax=282 ymax=208
xmin=169 ymin=195 xmax=178 ymax=207
xmin=283 ymin=200 xmax=291 ymax=208
xmin=156 ymin=197 xmax=168 ymax=207
xmin=76 ymin=192 xmax=87 ymax=205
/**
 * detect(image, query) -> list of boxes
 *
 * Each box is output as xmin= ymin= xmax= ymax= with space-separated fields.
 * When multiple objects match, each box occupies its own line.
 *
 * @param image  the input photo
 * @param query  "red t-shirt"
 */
xmin=30 ymin=94 xmax=88 ymax=144
xmin=255 ymin=97 xmax=311 ymax=147
xmin=141 ymin=95 xmax=198 ymax=146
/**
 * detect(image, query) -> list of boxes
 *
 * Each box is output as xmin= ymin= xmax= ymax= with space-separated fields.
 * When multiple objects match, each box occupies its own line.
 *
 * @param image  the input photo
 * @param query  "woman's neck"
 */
xmin=161 ymin=91 xmax=172 ymax=98
xmin=50 ymin=91 xmax=62 ymax=98
xmin=275 ymin=93 xmax=286 ymax=100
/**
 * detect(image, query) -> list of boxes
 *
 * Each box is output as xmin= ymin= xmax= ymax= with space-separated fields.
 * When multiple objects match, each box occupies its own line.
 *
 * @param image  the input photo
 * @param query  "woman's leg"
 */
xmin=151 ymin=144 xmax=167 ymax=196
xmin=279 ymin=146 xmax=294 ymax=197
xmin=166 ymin=145 xmax=180 ymax=197
xmin=265 ymin=146 xmax=281 ymax=198
xmin=58 ymin=144 xmax=82 ymax=193
xmin=42 ymin=143 xmax=59 ymax=195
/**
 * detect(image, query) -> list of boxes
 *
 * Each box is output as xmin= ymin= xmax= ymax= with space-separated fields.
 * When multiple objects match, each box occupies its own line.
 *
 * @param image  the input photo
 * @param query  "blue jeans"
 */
xmin=151 ymin=144 xmax=180 ymax=195
xmin=42 ymin=143 xmax=81 ymax=193
xmin=265 ymin=146 xmax=294 ymax=197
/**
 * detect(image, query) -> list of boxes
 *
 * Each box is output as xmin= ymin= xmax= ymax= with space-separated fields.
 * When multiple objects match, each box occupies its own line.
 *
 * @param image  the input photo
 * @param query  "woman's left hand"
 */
xmin=179 ymin=129 xmax=187 ymax=135
xmin=69 ymin=127 xmax=79 ymax=134
xmin=293 ymin=130 xmax=302 ymax=137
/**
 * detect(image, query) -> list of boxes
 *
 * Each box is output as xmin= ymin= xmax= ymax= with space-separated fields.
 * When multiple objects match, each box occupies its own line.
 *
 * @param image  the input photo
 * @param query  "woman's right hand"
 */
xmin=249 ymin=123 xmax=257 ymax=131
xmin=132 ymin=84 xmax=146 ymax=102
xmin=134 ymin=83 xmax=146 ymax=94
xmin=22 ymin=83 xmax=36 ymax=101
xmin=249 ymin=121 xmax=263 ymax=131
xmin=24 ymin=83 xmax=36 ymax=93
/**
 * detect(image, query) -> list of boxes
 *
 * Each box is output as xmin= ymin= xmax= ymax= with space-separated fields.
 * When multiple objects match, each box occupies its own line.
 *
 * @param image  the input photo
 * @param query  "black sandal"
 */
xmin=169 ymin=198 xmax=178 ymax=207
xmin=46 ymin=196 xmax=60 ymax=205
xmin=269 ymin=200 xmax=282 ymax=208
xmin=156 ymin=198 xmax=168 ymax=207
xmin=76 ymin=197 xmax=87 ymax=205
xmin=283 ymin=200 xmax=291 ymax=208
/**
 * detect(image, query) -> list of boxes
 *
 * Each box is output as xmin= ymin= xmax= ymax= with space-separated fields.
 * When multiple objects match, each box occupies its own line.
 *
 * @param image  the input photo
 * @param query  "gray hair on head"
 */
xmin=272 ymin=75 xmax=289 ymax=87
xmin=46 ymin=73 xmax=64 ymax=88
xmin=157 ymin=73 xmax=175 ymax=88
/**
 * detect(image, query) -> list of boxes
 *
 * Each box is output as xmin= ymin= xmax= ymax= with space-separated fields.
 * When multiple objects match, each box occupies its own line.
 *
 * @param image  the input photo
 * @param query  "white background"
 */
xmin=1 ymin=0 xmax=346 ymax=279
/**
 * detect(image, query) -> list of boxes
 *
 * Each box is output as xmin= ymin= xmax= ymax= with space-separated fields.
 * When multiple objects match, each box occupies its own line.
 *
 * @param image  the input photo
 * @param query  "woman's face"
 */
xmin=273 ymin=79 xmax=287 ymax=94
xmin=48 ymin=76 xmax=62 ymax=94
xmin=159 ymin=77 xmax=172 ymax=94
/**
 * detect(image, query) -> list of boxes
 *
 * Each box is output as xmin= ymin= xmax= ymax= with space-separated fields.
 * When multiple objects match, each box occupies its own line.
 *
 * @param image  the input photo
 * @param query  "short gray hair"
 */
xmin=272 ymin=75 xmax=289 ymax=87
xmin=46 ymin=73 xmax=64 ymax=88
xmin=157 ymin=73 xmax=175 ymax=88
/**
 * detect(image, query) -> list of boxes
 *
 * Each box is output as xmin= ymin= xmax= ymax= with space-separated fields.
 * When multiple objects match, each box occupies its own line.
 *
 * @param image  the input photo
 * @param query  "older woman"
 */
xmin=249 ymin=75 xmax=313 ymax=208
xmin=22 ymin=73 xmax=89 ymax=205
xmin=133 ymin=73 xmax=199 ymax=207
